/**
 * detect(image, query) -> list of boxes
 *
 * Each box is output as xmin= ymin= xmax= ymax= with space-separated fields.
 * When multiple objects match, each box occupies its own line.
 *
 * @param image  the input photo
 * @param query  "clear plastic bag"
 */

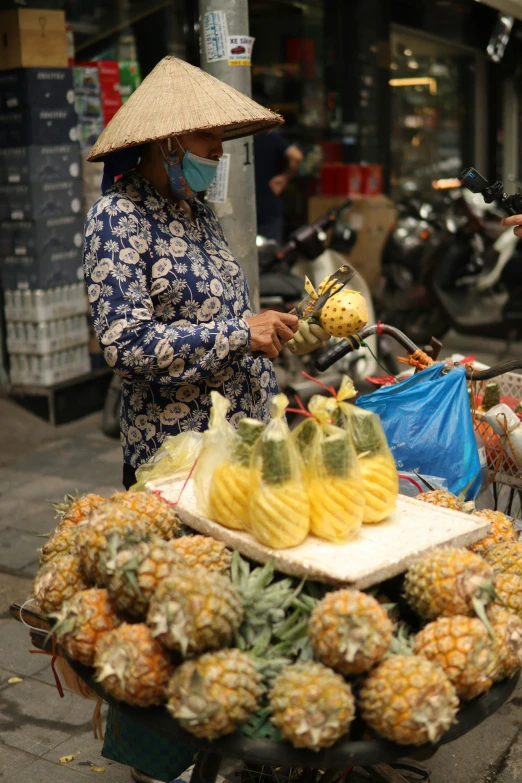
xmin=131 ymin=431 xmax=203 ymax=493
xmin=193 ymin=392 xmax=236 ymax=519
xmin=208 ymin=416 xmax=265 ymax=530
xmin=294 ymin=400 xmax=365 ymax=543
xmin=249 ymin=394 xmax=310 ymax=549
xmin=346 ymin=407 xmax=398 ymax=524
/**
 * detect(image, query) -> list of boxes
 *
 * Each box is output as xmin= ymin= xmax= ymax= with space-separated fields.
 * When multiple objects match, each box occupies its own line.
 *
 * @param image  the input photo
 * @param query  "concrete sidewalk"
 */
xmin=0 ymin=400 xmax=521 ymax=783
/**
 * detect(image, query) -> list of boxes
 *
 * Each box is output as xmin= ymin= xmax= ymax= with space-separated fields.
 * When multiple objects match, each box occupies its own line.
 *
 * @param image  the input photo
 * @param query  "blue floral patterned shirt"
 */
xmin=83 ymin=171 xmax=278 ymax=469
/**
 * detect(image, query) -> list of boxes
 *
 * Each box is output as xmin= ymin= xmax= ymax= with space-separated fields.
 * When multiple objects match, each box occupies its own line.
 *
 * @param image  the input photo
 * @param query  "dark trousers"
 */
xmin=123 ymin=463 xmax=137 ymax=490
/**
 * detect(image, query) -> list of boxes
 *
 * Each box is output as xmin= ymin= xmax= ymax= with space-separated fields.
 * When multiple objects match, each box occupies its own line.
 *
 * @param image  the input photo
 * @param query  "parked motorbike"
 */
xmin=380 ymin=175 xmax=521 ymax=346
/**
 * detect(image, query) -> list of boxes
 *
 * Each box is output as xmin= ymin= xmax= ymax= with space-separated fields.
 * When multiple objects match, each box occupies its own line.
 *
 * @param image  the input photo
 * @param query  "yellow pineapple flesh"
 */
xmin=358 ymin=654 xmax=459 ymax=745
xmin=319 ymin=289 xmax=368 ymax=338
xmin=208 ymin=462 xmax=251 ymax=530
xmin=348 ymin=409 xmax=397 ymax=524
xmin=309 ymin=476 xmax=365 ymax=543
xmin=95 ymin=622 xmax=175 ymax=707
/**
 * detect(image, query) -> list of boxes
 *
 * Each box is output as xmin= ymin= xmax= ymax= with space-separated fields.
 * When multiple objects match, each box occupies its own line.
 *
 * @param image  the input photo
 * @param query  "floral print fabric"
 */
xmin=83 ymin=171 xmax=278 ymax=469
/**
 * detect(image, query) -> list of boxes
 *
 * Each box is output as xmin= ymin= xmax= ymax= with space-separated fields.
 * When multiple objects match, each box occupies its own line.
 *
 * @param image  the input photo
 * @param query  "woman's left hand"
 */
xmin=501 ymin=214 xmax=522 ymax=237
xmin=286 ymin=320 xmax=330 ymax=355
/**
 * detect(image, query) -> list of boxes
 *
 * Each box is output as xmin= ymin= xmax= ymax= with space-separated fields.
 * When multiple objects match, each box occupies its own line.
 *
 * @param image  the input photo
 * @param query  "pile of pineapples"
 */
xmin=31 ymin=490 xmax=522 ymax=752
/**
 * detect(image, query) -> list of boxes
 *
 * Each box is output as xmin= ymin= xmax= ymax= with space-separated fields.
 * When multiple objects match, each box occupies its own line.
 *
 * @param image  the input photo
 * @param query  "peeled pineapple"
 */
xmin=319 ymin=289 xmax=368 ymax=338
xmin=348 ymin=409 xmax=398 ymax=523
xmin=249 ymin=395 xmax=309 ymax=549
xmin=294 ymin=414 xmax=365 ymax=544
xmin=208 ymin=418 xmax=265 ymax=530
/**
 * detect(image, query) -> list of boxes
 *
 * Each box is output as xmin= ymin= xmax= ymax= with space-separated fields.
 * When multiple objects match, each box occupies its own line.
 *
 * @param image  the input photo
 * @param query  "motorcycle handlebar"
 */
xmin=314 ymin=323 xmax=522 ymax=380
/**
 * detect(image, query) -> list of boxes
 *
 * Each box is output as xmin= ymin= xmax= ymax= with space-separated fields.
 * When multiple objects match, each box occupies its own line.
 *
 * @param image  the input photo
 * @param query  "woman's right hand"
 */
xmin=245 ymin=311 xmax=299 ymax=359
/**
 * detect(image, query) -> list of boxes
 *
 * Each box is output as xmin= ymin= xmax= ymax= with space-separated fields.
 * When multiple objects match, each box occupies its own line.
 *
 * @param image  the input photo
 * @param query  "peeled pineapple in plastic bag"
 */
xmin=249 ymin=394 xmax=310 ymax=549
xmin=209 ymin=417 xmax=265 ymax=530
xmin=347 ymin=408 xmax=398 ymax=524
xmin=294 ymin=403 xmax=365 ymax=543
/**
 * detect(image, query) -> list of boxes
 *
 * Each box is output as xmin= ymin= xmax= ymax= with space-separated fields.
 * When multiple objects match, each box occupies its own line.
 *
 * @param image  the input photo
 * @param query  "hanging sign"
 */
xmin=227 ymin=36 xmax=255 ymax=66
xmin=204 ymin=11 xmax=229 ymax=62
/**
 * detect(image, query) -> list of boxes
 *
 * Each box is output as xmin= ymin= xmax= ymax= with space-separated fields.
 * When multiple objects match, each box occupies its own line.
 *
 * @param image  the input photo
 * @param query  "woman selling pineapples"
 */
xmin=84 ymin=56 xmax=333 ymax=494
xmin=83 ymin=56 xmax=332 ymax=783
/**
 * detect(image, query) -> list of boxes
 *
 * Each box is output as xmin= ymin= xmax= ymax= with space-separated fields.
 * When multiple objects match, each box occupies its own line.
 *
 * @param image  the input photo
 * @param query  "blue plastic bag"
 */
xmin=356 ymin=363 xmax=482 ymax=499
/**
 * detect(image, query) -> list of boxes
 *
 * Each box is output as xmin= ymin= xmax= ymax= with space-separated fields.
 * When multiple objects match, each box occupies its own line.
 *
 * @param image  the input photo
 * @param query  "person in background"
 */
xmin=254 ymin=129 xmax=303 ymax=245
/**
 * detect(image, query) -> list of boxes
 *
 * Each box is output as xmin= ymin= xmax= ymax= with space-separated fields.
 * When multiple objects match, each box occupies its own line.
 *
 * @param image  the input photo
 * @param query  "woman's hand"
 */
xmin=501 ymin=214 xmax=522 ymax=237
xmin=245 ymin=311 xmax=298 ymax=359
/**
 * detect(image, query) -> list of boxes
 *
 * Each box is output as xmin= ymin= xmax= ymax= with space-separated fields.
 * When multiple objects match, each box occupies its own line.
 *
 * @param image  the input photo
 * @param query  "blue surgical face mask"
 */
xmin=161 ymin=137 xmax=219 ymax=198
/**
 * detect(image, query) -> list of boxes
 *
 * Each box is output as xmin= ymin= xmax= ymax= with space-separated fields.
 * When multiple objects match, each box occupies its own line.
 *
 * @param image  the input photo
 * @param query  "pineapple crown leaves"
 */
xmin=388 ymin=623 xmax=415 ymax=657
xmin=149 ymin=598 xmax=191 ymax=656
xmin=95 ymin=644 xmax=131 ymax=687
xmin=51 ymin=492 xmax=80 ymax=519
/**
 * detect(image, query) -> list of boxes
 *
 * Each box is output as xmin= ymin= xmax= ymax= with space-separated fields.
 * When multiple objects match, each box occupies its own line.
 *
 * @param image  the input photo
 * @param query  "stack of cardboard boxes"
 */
xmin=0 ymin=9 xmax=90 ymax=387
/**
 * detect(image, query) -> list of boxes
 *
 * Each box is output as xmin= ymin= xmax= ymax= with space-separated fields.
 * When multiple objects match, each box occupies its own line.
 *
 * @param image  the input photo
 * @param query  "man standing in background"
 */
xmin=254 ymin=130 xmax=303 ymax=245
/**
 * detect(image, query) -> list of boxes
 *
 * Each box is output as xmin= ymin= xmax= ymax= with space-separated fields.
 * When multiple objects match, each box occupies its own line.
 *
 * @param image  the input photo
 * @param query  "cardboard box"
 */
xmin=73 ymin=66 xmax=100 ymax=94
xmin=320 ymin=164 xmax=364 ymax=196
xmin=0 ymin=247 xmax=82 ymax=290
xmin=0 ymin=108 xmax=78 ymax=146
xmin=0 ymin=180 xmax=83 ymax=220
xmin=0 ymin=9 xmax=68 ymax=71
xmin=119 ymin=60 xmax=141 ymax=102
xmin=0 ymin=214 xmax=84 ymax=258
xmin=0 ymin=144 xmax=81 ymax=183
xmin=0 ymin=68 xmax=74 ymax=110
xmin=77 ymin=118 xmax=103 ymax=152
xmin=308 ymin=195 xmax=396 ymax=293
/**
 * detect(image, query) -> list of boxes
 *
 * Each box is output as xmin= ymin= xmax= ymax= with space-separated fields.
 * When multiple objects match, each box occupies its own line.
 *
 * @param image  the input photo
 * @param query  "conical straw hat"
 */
xmin=87 ymin=56 xmax=283 ymax=162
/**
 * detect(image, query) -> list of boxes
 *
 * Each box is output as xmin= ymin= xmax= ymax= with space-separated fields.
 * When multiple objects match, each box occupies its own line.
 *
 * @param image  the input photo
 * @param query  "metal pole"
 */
xmin=198 ymin=0 xmax=259 ymax=310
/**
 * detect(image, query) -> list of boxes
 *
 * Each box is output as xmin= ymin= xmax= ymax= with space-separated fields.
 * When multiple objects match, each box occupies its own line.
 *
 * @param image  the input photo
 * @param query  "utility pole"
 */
xmin=198 ymin=0 xmax=259 ymax=310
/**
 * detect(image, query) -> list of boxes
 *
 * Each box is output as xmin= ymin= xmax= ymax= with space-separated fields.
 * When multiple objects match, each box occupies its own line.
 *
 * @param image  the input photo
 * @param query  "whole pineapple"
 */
xmin=349 ymin=411 xmax=398 ymax=524
xmin=109 ymin=491 xmax=180 ymax=540
xmin=75 ymin=502 xmax=150 ymax=585
xmin=147 ymin=566 xmax=244 ymax=656
xmin=39 ymin=524 xmax=79 ymax=565
xmin=269 ymin=661 xmax=355 ymax=750
xmin=94 ymin=623 xmax=175 ymax=706
xmin=414 ymin=615 xmax=500 ymax=700
xmin=403 ymin=547 xmax=495 ymax=619
xmin=208 ymin=419 xmax=265 ymax=531
xmin=358 ymin=654 xmax=459 ymax=745
xmin=416 ymin=490 xmax=464 ymax=511
xmin=51 ymin=588 xmax=121 ymax=666
xmin=168 ymin=535 xmax=232 ymax=575
xmin=488 ymin=606 xmax=522 ymax=680
xmin=166 ymin=648 xmax=264 ymax=739
xmin=308 ymin=589 xmax=392 ymax=676
xmin=32 ymin=554 xmax=88 ymax=615
xmin=104 ymin=533 xmax=183 ymax=619
xmin=493 ymin=572 xmax=522 ymax=617
xmin=482 ymin=542 xmax=522 ymax=578
xmin=53 ymin=492 xmax=105 ymax=528
xmin=469 ymin=510 xmax=518 ymax=556
xmin=319 ymin=290 xmax=368 ymax=338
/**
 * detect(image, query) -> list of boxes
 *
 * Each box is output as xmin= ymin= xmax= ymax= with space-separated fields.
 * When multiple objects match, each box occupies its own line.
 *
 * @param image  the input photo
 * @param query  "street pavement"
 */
xmin=1 ymin=337 xmax=522 ymax=783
